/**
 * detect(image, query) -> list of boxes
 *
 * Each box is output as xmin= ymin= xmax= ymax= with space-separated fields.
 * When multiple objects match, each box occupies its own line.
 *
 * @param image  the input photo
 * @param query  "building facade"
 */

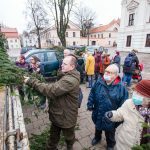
xmin=117 ymin=0 xmax=150 ymax=53
xmin=89 ymin=19 xmax=120 ymax=47
xmin=40 ymin=22 xmax=86 ymax=47
xmin=21 ymin=31 xmax=38 ymax=48
xmin=1 ymin=28 xmax=21 ymax=50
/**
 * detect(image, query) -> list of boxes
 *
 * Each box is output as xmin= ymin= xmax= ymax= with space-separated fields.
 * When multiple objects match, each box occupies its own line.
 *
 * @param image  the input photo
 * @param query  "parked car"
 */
xmin=24 ymin=49 xmax=63 ymax=77
xmin=20 ymin=47 xmax=35 ymax=54
xmin=86 ymin=45 xmax=105 ymax=54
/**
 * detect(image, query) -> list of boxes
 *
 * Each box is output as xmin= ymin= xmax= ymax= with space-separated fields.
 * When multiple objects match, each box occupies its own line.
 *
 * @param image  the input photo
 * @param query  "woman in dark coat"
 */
xmin=87 ymin=64 xmax=128 ymax=149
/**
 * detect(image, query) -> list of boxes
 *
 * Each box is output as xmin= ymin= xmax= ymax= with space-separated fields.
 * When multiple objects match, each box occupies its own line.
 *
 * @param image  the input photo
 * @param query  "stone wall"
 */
xmin=22 ymin=105 xmax=50 ymax=138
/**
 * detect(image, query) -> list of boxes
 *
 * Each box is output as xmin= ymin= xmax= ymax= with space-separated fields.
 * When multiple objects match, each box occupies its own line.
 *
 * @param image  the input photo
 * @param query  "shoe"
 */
xmin=107 ymin=147 xmax=114 ymax=150
xmin=91 ymin=137 xmax=101 ymax=146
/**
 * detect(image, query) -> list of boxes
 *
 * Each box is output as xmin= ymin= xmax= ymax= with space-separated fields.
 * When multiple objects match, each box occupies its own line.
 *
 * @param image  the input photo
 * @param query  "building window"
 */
xmin=94 ymin=35 xmax=96 ymax=38
xmin=98 ymin=34 xmax=100 ymax=38
xmin=73 ymin=32 xmax=76 ymax=37
xmin=73 ymin=41 xmax=76 ymax=45
xmin=145 ymin=34 xmax=150 ymax=47
xmin=15 ymin=39 xmax=17 ymax=42
xmin=66 ymin=32 xmax=68 ymax=37
xmin=10 ymin=40 xmax=13 ymax=43
xmin=126 ymin=35 xmax=132 ymax=47
xmin=108 ymin=41 xmax=111 ymax=45
xmin=101 ymin=34 xmax=103 ymax=38
xmin=91 ymin=35 xmax=93 ymax=38
xmin=109 ymin=33 xmax=111 ymax=38
xmin=128 ymin=13 xmax=135 ymax=26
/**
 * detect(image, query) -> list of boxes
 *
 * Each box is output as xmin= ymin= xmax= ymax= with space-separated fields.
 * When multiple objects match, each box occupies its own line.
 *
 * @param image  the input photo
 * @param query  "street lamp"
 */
xmin=83 ymin=19 xmax=93 ymax=46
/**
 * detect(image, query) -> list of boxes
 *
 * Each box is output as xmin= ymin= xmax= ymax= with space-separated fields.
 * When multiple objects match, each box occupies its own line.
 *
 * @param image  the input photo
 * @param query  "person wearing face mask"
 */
xmin=87 ymin=64 xmax=128 ymax=150
xmin=105 ymin=80 xmax=150 ymax=150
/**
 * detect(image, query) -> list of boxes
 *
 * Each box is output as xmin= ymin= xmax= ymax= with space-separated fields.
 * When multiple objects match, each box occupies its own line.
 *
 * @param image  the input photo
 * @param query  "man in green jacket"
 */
xmin=24 ymin=55 xmax=80 ymax=150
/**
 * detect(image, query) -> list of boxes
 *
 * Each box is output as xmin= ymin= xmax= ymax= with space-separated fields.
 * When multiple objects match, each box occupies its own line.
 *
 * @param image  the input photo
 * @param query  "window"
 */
xmin=66 ymin=32 xmax=68 ymax=37
xmin=15 ymin=39 xmax=17 ymax=42
xmin=94 ymin=35 xmax=96 ymax=38
xmin=126 ymin=35 xmax=132 ymax=47
xmin=145 ymin=34 xmax=150 ymax=47
xmin=47 ymin=52 xmax=57 ymax=61
xmin=109 ymin=33 xmax=111 ymax=38
xmin=37 ymin=53 xmax=45 ymax=62
xmin=73 ymin=32 xmax=76 ymax=37
xmin=73 ymin=41 xmax=76 ymax=45
xmin=128 ymin=13 xmax=135 ymax=26
xmin=91 ymin=35 xmax=93 ymax=38
xmin=101 ymin=34 xmax=103 ymax=38
xmin=108 ymin=41 xmax=111 ymax=45
xmin=98 ymin=34 xmax=100 ymax=38
xmin=10 ymin=40 xmax=13 ymax=43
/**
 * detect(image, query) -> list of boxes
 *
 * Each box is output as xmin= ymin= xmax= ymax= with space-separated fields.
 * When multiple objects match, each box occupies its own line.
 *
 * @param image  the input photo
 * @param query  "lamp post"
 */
xmin=83 ymin=19 xmax=93 ymax=46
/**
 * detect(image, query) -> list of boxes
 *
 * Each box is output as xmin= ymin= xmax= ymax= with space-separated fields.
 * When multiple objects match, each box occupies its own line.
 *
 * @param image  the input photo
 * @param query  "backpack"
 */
xmin=124 ymin=55 xmax=133 ymax=67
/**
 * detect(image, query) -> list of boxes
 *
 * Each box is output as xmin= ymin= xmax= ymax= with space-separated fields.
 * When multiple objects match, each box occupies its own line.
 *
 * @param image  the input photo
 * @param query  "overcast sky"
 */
xmin=0 ymin=0 xmax=122 ymax=34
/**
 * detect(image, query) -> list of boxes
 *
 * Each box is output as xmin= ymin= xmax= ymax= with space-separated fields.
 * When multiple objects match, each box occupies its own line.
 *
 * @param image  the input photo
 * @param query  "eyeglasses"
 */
xmin=104 ymin=70 xmax=115 ymax=75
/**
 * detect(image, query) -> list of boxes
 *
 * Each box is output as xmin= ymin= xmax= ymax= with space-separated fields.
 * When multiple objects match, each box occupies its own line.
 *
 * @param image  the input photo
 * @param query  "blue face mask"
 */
xmin=104 ymin=74 xmax=111 ymax=81
xmin=132 ymin=92 xmax=143 ymax=106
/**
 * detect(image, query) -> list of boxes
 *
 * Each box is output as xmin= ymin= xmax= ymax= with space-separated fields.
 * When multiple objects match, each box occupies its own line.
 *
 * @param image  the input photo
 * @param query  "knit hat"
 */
xmin=135 ymin=80 xmax=150 ymax=98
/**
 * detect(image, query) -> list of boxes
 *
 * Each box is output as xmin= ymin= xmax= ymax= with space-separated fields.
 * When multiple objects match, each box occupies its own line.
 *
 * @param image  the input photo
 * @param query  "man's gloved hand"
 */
xmin=24 ymin=76 xmax=30 ymax=84
xmin=105 ymin=111 xmax=113 ymax=119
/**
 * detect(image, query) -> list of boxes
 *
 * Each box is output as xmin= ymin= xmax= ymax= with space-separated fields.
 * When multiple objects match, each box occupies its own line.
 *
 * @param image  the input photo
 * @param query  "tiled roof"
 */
xmin=1 ymin=28 xmax=19 ymax=38
xmin=90 ymin=19 xmax=120 ymax=34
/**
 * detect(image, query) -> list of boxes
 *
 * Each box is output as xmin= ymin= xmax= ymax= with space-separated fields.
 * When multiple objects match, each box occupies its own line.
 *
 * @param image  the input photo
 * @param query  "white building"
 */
xmin=21 ymin=31 xmax=38 ymax=48
xmin=117 ymin=0 xmax=150 ymax=53
xmin=89 ymin=19 xmax=120 ymax=47
xmin=1 ymin=28 xmax=21 ymax=50
xmin=40 ymin=21 xmax=86 ymax=47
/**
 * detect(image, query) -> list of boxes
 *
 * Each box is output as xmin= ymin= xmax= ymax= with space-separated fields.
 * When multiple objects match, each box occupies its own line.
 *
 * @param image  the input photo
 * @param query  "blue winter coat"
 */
xmin=87 ymin=77 xmax=128 ymax=131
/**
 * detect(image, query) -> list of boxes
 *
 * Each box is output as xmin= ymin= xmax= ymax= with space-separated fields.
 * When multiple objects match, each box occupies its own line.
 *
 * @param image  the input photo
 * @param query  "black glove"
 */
xmin=105 ymin=111 xmax=113 ymax=119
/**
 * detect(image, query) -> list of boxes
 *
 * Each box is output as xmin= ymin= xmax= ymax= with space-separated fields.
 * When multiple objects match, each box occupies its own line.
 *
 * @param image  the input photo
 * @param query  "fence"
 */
xmin=1 ymin=87 xmax=30 ymax=150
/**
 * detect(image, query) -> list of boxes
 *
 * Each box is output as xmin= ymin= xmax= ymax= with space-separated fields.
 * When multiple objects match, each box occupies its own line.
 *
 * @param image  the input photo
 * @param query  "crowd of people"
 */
xmin=15 ymin=48 xmax=149 ymax=150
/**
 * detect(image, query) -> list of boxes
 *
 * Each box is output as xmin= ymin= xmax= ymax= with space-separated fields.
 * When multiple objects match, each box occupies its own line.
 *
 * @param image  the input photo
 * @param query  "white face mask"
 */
xmin=104 ymin=74 xmax=111 ymax=81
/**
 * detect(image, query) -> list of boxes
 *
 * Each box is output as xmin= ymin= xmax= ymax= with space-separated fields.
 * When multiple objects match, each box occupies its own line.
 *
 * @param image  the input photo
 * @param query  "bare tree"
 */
xmin=74 ymin=5 xmax=96 ymax=37
xmin=46 ymin=0 xmax=74 ymax=47
xmin=26 ymin=0 xmax=48 ymax=48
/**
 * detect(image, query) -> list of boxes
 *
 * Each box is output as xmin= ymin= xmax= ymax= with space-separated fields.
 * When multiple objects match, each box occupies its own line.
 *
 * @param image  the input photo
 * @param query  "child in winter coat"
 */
xmin=105 ymin=80 xmax=150 ymax=150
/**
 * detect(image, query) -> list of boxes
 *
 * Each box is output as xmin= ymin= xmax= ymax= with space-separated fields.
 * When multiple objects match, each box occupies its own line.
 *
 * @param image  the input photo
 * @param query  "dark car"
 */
xmin=20 ymin=47 xmax=35 ymax=54
xmin=24 ymin=49 xmax=63 ymax=77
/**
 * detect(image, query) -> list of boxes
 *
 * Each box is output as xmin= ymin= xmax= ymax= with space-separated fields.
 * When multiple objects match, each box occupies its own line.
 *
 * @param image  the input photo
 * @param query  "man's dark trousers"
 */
xmin=46 ymin=123 xmax=75 ymax=150
xmin=95 ymin=128 xmax=116 ymax=148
